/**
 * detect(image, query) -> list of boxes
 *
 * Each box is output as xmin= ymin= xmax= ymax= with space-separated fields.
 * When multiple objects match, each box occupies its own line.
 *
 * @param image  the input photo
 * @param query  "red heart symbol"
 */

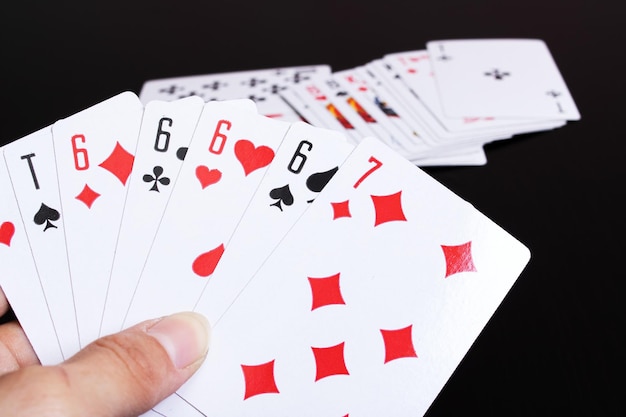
xmin=0 ymin=222 xmax=15 ymax=247
xmin=196 ymin=165 xmax=222 ymax=189
xmin=192 ymin=244 xmax=225 ymax=277
xmin=234 ymin=139 xmax=275 ymax=176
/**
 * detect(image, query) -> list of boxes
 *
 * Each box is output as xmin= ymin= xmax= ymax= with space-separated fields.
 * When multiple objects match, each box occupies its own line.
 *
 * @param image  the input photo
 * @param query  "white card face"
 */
xmin=315 ymin=78 xmax=381 ymax=140
xmin=353 ymin=65 xmax=441 ymax=153
xmin=2 ymin=127 xmax=80 ymax=358
xmin=366 ymin=59 xmax=510 ymax=147
xmin=278 ymin=88 xmax=328 ymax=128
xmin=196 ymin=121 xmax=355 ymax=323
xmin=99 ymin=96 xmax=206 ymax=337
xmin=383 ymin=50 xmax=564 ymax=134
xmin=427 ymin=39 xmax=581 ymax=120
xmin=255 ymin=94 xmax=303 ymax=122
xmin=138 ymin=65 xmax=331 ymax=107
xmin=288 ymin=81 xmax=364 ymax=144
xmin=152 ymin=393 xmax=206 ymax=417
xmin=121 ymin=101 xmax=290 ymax=329
xmin=0 ymin=149 xmax=64 ymax=365
xmin=328 ymin=72 xmax=418 ymax=155
xmin=177 ymin=137 xmax=530 ymax=416
xmin=52 ymin=91 xmax=144 ymax=347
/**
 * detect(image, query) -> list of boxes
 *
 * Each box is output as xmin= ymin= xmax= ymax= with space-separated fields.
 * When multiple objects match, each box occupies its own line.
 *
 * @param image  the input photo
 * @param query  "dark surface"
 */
xmin=1 ymin=1 xmax=623 ymax=415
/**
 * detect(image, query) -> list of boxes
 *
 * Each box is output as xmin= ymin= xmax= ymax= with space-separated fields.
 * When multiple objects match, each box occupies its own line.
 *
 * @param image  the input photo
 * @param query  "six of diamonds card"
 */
xmin=0 ymin=39 xmax=578 ymax=416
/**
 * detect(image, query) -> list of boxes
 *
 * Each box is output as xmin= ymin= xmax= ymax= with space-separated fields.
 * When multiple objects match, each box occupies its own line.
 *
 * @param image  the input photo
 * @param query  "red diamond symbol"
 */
xmin=441 ymin=241 xmax=477 ymax=278
xmin=98 ymin=141 xmax=135 ymax=185
xmin=371 ymin=191 xmax=407 ymax=227
xmin=331 ymin=200 xmax=351 ymax=220
xmin=381 ymin=325 xmax=418 ymax=363
xmin=75 ymin=184 xmax=101 ymax=208
xmin=312 ymin=342 xmax=350 ymax=381
xmin=241 ymin=360 xmax=280 ymax=400
xmin=308 ymin=273 xmax=346 ymax=311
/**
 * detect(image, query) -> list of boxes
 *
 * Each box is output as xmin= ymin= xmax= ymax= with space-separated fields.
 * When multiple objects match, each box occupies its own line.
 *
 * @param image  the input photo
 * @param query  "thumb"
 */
xmin=0 ymin=312 xmax=210 ymax=417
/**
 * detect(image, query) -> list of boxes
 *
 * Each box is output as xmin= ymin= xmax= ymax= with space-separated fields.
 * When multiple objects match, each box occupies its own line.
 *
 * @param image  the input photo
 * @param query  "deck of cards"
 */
xmin=0 ymin=38 xmax=575 ymax=417
xmin=140 ymin=38 xmax=580 ymax=167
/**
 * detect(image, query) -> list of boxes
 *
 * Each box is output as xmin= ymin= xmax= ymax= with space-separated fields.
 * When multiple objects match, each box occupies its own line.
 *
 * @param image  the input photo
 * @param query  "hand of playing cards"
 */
xmin=0 ymin=39 xmax=560 ymax=417
xmin=140 ymin=38 xmax=580 ymax=167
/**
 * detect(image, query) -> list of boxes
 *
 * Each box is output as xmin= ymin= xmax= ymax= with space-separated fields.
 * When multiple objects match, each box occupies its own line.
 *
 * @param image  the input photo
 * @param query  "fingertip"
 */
xmin=146 ymin=312 xmax=211 ymax=370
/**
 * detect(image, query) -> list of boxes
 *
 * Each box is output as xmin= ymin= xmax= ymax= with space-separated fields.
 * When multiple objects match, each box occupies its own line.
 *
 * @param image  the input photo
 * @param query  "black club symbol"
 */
xmin=484 ymin=69 xmax=511 ymax=80
xmin=143 ymin=166 xmax=171 ymax=192
xmin=242 ymin=77 xmax=266 ymax=87
xmin=289 ymin=70 xmax=315 ymax=83
xmin=159 ymin=85 xmax=183 ymax=95
xmin=264 ymin=84 xmax=284 ymax=94
xmin=203 ymin=81 xmax=226 ymax=91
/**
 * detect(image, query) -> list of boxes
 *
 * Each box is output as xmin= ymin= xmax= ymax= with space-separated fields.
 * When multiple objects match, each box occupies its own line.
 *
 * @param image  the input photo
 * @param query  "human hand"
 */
xmin=0 ymin=287 xmax=210 ymax=417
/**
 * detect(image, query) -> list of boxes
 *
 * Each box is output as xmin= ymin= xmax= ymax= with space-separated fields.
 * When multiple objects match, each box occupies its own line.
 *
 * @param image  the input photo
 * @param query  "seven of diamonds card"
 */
xmin=175 ymin=137 xmax=530 ymax=416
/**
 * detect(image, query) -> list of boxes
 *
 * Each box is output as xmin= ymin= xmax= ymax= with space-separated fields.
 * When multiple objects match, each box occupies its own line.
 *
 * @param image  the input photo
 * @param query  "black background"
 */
xmin=1 ymin=1 xmax=623 ymax=416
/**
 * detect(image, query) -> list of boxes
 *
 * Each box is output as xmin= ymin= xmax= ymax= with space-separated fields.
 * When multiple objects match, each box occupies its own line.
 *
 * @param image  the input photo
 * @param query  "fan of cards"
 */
xmin=140 ymin=38 xmax=580 ymax=167
xmin=0 ymin=42 xmax=545 ymax=417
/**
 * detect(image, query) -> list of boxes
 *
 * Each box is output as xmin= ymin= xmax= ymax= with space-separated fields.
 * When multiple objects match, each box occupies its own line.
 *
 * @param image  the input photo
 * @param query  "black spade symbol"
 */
xmin=305 ymin=166 xmax=339 ymax=202
xmin=33 ymin=203 xmax=60 ymax=231
xmin=269 ymin=184 xmax=294 ymax=211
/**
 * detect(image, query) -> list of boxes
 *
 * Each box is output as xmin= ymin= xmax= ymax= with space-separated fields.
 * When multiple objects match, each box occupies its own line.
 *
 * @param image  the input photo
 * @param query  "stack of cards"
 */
xmin=140 ymin=38 xmax=580 ymax=168
xmin=1 ymin=90 xmax=531 ymax=414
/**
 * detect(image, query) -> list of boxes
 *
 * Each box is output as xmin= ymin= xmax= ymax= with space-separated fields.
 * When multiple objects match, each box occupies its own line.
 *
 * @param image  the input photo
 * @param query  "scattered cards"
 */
xmin=139 ymin=38 xmax=579 ymax=167
xmin=1 ymin=39 xmax=570 ymax=416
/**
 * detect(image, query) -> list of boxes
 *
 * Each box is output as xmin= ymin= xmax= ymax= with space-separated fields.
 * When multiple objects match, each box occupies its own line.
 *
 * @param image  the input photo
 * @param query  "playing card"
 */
xmin=365 ymin=59 xmax=512 ymax=150
xmin=121 ymin=100 xmax=290 ymax=329
xmin=328 ymin=70 xmax=419 ymax=155
xmin=52 ymin=91 xmax=143 ymax=347
xmin=383 ymin=50 xmax=566 ymax=134
xmin=2 ymin=127 xmax=80 ymax=358
xmin=177 ymin=137 xmax=530 ymax=416
xmin=253 ymin=93 xmax=303 ymax=122
xmin=195 ymin=121 xmax=355 ymax=323
xmin=351 ymin=65 xmax=441 ymax=155
xmin=278 ymin=87 xmax=328 ymax=127
xmin=151 ymin=394 xmax=207 ymax=417
xmin=315 ymin=79 xmax=382 ymax=140
xmin=99 ymin=96 xmax=207 ymax=337
xmin=0 ymin=147 xmax=64 ymax=364
xmin=413 ymin=146 xmax=487 ymax=167
xmin=345 ymin=66 xmax=489 ymax=165
xmin=287 ymin=81 xmax=363 ymax=144
xmin=426 ymin=39 xmax=581 ymax=119
xmin=138 ymin=65 xmax=331 ymax=121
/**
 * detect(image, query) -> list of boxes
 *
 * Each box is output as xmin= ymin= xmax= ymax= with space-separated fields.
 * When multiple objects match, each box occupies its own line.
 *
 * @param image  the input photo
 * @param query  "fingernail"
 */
xmin=146 ymin=312 xmax=210 ymax=369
